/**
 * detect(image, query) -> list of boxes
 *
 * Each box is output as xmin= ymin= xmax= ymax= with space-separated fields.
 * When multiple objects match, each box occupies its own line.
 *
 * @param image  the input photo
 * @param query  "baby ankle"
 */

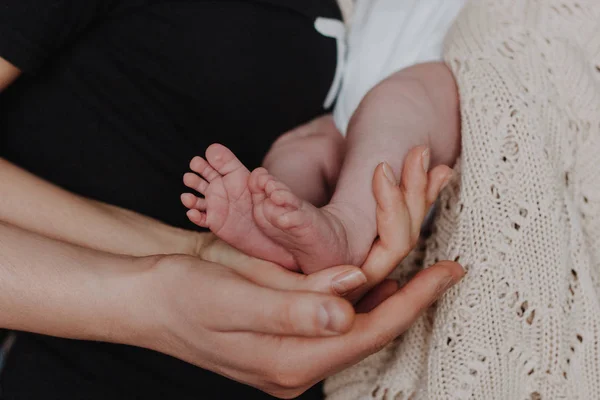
xmin=324 ymin=203 xmax=377 ymax=257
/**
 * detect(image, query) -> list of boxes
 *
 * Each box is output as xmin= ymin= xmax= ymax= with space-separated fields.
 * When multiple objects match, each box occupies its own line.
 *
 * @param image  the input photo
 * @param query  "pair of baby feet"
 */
xmin=181 ymin=144 xmax=449 ymax=274
xmin=181 ymin=144 xmax=345 ymax=272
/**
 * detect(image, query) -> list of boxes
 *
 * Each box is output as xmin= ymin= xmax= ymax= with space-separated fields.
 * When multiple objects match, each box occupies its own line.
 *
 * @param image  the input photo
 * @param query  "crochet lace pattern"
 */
xmin=326 ymin=1 xmax=600 ymax=398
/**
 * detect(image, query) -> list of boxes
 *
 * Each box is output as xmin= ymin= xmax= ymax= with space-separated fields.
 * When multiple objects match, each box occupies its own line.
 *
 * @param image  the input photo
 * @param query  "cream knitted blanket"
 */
xmin=326 ymin=0 xmax=600 ymax=399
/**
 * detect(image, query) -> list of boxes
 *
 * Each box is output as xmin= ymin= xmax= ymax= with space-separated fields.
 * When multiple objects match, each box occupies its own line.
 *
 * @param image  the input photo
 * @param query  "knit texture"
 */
xmin=325 ymin=0 xmax=600 ymax=399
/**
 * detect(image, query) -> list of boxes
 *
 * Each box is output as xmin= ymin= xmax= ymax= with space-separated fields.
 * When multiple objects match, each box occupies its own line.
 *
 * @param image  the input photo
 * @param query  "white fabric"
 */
xmin=326 ymin=0 xmax=600 ymax=398
xmin=336 ymin=0 xmax=354 ymax=23
xmin=314 ymin=18 xmax=347 ymax=110
xmin=333 ymin=0 xmax=467 ymax=134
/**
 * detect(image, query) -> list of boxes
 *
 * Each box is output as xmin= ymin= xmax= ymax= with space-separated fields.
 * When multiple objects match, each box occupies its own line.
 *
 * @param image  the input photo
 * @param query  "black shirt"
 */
xmin=0 ymin=1 xmax=341 ymax=398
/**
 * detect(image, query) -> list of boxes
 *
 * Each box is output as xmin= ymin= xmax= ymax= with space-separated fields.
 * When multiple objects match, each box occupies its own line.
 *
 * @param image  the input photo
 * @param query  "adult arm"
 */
xmin=134 ymin=150 xmax=462 ymax=398
xmin=0 ymin=219 xmax=360 ymax=344
xmin=133 ymin=157 xmax=463 ymax=398
xmin=0 ymin=58 xmax=202 ymax=256
xmin=0 ymin=216 xmax=458 ymax=398
xmin=0 ymin=157 xmax=200 ymax=256
xmin=0 ymin=57 xmax=19 ymax=90
xmin=0 ymin=0 xmax=200 ymax=257
xmin=0 ymin=151 xmax=462 ymax=399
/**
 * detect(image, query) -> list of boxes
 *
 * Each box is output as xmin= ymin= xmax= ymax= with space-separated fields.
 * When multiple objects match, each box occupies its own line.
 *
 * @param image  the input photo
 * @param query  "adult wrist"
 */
xmin=80 ymin=254 xmax=173 ymax=349
xmin=116 ymin=254 xmax=198 ymax=357
xmin=171 ymin=229 xmax=212 ymax=257
xmin=33 ymin=253 xmax=190 ymax=357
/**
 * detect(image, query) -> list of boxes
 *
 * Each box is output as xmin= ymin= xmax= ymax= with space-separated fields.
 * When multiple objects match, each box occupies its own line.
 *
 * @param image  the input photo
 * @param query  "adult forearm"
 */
xmin=0 ymin=57 xmax=20 ymax=91
xmin=0 ymin=221 xmax=155 ymax=344
xmin=0 ymin=158 xmax=200 ymax=256
xmin=0 ymin=158 xmax=464 ymax=400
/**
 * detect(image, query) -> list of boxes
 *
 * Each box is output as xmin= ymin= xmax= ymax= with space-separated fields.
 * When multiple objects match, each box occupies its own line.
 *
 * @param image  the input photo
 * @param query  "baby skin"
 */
xmin=182 ymin=62 xmax=461 ymax=273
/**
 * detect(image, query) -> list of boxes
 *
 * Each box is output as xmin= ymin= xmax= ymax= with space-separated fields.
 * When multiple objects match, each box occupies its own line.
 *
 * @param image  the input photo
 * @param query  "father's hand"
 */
xmin=138 ymin=254 xmax=461 ymax=399
xmin=132 ymin=148 xmax=462 ymax=399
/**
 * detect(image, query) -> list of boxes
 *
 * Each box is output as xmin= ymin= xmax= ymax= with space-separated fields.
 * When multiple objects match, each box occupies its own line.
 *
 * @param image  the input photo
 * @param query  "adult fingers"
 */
xmin=346 ymin=162 xmax=412 ymax=302
xmin=244 ymin=260 xmax=368 ymax=298
xmin=211 ymin=276 xmax=356 ymax=337
xmin=427 ymin=165 xmax=454 ymax=206
xmin=363 ymin=162 xmax=412 ymax=273
xmin=363 ymin=261 xmax=464 ymax=336
xmin=243 ymin=261 xmax=464 ymax=395
xmin=364 ymin=147 xmax=435 ymax=279
xmin=278 ymin=261 xmax=465 ymax=383
xmin=200 ymin=238 xmax=368 ymax=297
xmin=400 ymin=146 xmax=431 ymax=240
xmin=350 ymin=158 xmax=455 ymax=304
xmin=355 ymin=280 xmax=399 ymax=313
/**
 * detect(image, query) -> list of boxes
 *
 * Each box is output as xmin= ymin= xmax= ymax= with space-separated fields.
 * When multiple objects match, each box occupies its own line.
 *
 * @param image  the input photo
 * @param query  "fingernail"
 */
xmin=422 ymin=148 xmax=431 ymax=172
xmin=440 ymin=171 xmax=453 ymax=191
xmin=319 ymin=302 xmax=348 ymax=333
xmin=381 ymin=162 xmax=397 ymax=185
xmin=332 ymin=269 xmax=368 ymax=296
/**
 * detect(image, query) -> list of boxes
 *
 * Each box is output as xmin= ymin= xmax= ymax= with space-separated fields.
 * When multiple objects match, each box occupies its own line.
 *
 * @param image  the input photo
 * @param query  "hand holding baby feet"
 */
xmin=348 ymin=149 xmax=454 ymax=304
xmin=181 ymin=144 xmax=296 ymax=270
xmin=248 ymin=146 xmax=451 ymax=275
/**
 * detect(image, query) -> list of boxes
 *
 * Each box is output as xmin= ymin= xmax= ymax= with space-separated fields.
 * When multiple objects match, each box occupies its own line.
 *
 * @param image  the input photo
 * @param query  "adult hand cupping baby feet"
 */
xmin=351 ymin=145 xmax=458 ymax=308
xmin=152 ymin=147 xmax=462 ymax=398
xmin=198 ymin=145 xmax=461 ymax=321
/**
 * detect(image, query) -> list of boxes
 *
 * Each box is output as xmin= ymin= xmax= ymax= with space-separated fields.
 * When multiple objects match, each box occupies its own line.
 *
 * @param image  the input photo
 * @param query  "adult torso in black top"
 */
xmin=0 ymin=1 xmax=341 ymax=398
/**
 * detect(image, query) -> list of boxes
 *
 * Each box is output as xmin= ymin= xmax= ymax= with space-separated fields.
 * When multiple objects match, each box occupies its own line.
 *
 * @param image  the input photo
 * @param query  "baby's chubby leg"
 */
xmin=249 ymin=145 xmax=453 ymax=274
xmin=263 ymin=114 xmax=345 ymax=207
xmin=327 ymin=62 xmax=462 ymax=262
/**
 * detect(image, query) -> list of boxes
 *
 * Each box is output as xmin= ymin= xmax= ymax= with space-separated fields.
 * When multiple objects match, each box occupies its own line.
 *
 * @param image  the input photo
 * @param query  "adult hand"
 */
xmin=350 ymin=145 xmax=456 ymax=309
xmin=134 ymin=147 xmax=463 ymax=398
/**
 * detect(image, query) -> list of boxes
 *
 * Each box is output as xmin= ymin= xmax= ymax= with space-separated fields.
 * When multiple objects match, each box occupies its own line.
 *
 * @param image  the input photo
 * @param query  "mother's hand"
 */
xmin=349 ymin=146 xmax=459 ymax=309
xmin=135 ymin=148 xmax=463 ymax=398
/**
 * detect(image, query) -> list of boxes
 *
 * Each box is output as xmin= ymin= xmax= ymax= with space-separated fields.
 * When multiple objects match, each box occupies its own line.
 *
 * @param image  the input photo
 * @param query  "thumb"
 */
xmin=216 ymin=279 xmax=356 ymax=337
xmin=366 ymin=261 xmax=465 ymax=337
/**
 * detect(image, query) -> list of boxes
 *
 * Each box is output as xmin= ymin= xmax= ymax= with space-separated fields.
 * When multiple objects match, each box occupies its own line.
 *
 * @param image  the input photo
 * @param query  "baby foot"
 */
xmin=249 ymin=168 xmax=374 ymax=274
xmin=181 ymin=144 xmax=296 ymax=270
xmin=248 ymin=146 xmax=434 ymax=275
